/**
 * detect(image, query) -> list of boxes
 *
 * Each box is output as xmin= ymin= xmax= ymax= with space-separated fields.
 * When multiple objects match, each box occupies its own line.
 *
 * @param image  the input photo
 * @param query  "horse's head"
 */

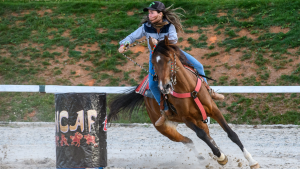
xmin=150 ymin=36 xmax=180 ymax=94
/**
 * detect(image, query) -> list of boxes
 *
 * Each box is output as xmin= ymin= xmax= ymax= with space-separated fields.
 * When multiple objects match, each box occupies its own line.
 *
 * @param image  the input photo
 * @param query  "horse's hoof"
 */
xmin=217 ymin=155 xmax=228 ymax=165
xmin=250 ymin=163 xmax=260 ymax=169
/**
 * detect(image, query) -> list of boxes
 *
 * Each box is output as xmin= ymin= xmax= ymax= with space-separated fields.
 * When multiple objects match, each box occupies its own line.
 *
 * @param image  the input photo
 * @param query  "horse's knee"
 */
xmin=169 ymin=137 xmax=185 ymax=143
xmin=183 ymin=136 xmax=193 ymax=144
xmin=227 ymin=130 xmax=239 ymax=142
xmin=156 ymin=123 xmax=191 ymax=144
xmin=166 ymin=133 xmax=192 ymax=143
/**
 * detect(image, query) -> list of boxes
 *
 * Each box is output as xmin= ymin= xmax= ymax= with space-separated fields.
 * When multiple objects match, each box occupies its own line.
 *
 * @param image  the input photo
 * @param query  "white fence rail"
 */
xmin=0 ymin=85 xmax=134 ymax=93
xmin=0 ymin=85 xmax=300 ymax=93
xmin=1 ymin=85 xmax=299 ymax=124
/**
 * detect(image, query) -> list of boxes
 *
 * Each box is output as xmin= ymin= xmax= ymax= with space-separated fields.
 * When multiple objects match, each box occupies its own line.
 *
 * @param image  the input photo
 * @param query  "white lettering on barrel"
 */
xmin=87 ymin=110 xmax=97 ymax=133
xmin=57 ymin=110 xmax=98 ymax=133
xmin=55 ymin=111 xmax=59 ymax=133
xmin=60 ymin=111 xmax=69 ymax=133
xmin=70 ymin=110 xmax=84 ymax=132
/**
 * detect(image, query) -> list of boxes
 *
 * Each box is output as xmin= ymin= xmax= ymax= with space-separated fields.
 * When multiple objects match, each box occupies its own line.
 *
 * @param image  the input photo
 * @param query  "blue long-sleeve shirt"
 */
xmin=119 ymin=20 xmax=178 ymax=51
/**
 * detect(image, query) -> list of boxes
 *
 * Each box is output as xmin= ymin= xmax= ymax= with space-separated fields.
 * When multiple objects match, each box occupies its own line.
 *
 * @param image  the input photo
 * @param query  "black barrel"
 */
xmin=55 ymin=93 xmax=107 ymax=169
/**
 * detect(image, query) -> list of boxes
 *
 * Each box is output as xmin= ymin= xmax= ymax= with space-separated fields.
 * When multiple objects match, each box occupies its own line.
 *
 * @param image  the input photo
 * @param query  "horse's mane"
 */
xmin=154 ymin=40 xmax=193 ymax=69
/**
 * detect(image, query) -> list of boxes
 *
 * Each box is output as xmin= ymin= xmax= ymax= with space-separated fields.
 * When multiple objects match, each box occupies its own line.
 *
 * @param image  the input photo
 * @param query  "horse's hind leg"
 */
xmin=154 ymin=121 xmax=205 ymax=160
xmin=210 ymin=103 xmax=260 ymax=169
xmin=183 ymin=119 xmax=228 ymax=165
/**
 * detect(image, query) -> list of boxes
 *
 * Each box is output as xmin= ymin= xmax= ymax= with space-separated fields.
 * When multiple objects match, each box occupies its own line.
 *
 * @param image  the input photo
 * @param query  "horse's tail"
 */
xmin=107 ymin=86 xmax=145 ymax=122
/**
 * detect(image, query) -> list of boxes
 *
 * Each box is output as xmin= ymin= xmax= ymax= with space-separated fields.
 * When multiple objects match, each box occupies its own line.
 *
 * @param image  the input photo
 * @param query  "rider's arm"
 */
xmin=119 ymin=25 xmax=145 ymax=46
xmin=168 ymin=24 xmax=178 ymax=44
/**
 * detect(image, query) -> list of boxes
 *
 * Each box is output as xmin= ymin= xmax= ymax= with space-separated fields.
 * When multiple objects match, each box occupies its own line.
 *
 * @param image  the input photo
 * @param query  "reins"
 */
xmin=121 ymin=39 xmax=157 ymax=77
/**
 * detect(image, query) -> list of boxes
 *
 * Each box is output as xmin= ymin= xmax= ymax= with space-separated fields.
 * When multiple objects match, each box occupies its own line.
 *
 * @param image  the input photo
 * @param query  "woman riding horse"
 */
xmin=118 ymin=1 xmax=224 ymax=126
xmin=110 ymin=35 xmax=260 ymax=169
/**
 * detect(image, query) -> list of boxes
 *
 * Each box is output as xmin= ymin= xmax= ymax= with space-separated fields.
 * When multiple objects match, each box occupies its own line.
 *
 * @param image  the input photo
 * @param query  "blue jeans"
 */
xmin=149 ymin=50 xmax=207 ymax=106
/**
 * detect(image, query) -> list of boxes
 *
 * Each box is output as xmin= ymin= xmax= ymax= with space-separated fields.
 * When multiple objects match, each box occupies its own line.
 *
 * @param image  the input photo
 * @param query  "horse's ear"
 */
xmin=149 ymin=36 xmax=154 ymax=50
xmin=164 ymin=35 xmax=169 ymax=45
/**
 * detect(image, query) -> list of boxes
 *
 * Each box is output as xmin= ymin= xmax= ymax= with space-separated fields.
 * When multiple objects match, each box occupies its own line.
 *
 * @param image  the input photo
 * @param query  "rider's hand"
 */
xmin=152 ymin=38 xmax=158 ymax=45
xmin=118 ymin=45 xmax=125 ymax=53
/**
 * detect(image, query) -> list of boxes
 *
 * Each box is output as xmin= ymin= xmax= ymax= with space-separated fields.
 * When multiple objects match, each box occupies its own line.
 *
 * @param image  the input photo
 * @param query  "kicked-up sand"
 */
xmin=0 ymin=122 xmax=299 ymax=169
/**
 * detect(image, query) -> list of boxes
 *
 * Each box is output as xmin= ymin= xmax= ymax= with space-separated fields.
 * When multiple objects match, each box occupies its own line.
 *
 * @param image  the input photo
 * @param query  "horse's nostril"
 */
xmin=165 ymin=84 xmax=170 ymax=89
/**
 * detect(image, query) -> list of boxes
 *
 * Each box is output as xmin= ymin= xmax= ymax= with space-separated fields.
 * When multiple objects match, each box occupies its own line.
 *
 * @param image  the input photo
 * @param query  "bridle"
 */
xmin=152 ymin=45 xmax=178 ymax=86
xmin=170 ymin=53 xmax=177 ymax=85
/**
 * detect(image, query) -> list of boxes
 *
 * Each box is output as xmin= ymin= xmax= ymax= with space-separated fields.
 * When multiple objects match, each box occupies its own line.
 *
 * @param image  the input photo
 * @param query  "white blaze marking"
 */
xmin=243 ymin=148 xmax=258 ymax=166
xmin=159 ymin=80 xmax=163 ymax=91
xmin=156 ymin=56 xmax=161 ymax=63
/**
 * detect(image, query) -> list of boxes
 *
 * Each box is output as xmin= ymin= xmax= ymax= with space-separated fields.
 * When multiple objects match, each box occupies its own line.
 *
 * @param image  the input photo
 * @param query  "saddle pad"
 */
xmin=135 ymin=74 xmax=149 ymax=96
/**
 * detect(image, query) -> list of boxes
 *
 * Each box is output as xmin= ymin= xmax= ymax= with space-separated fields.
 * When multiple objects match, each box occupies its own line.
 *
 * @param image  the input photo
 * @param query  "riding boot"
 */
xmin=203 ymin=80 xmax=225 ymax=100
xmin=209 ymin=88 xmax=225 ymax=100
xmin=155 ymin=110 xmax=167 ymax=126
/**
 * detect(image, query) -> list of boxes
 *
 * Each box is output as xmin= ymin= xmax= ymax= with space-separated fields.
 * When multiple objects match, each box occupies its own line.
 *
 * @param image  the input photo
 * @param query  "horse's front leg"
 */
xmin=211 ymin=104 xmax=260 ymax=169
xmin=220 ymin=121 xmax=259 ymax=168
xmin=183 ymin=118 xmax=228 ymax=165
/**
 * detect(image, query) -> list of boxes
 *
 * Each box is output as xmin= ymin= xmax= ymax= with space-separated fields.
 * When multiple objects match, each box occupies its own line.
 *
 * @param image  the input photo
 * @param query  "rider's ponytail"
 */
xmin=162 ymin=5 xmax=185 ymax=33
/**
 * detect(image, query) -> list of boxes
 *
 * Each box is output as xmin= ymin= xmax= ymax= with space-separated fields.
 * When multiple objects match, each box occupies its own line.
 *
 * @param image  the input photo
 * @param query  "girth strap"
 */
xmin=170 ymin=78 xmax=208 ymax=123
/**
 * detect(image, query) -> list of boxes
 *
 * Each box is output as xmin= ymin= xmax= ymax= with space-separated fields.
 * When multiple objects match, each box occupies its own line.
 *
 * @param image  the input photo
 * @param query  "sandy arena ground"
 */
xmin=0 ymin=122 xmax=299 ymax=169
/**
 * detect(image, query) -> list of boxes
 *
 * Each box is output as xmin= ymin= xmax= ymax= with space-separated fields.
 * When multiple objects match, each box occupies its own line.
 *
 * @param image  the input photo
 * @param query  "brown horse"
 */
xmin=108 ymin=36 xmax=260 ymax=169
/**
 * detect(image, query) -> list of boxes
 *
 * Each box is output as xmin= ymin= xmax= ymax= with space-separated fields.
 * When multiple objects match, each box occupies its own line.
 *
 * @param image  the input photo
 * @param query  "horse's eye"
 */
xmin=168 ymin=60 xmax=171 ymax=63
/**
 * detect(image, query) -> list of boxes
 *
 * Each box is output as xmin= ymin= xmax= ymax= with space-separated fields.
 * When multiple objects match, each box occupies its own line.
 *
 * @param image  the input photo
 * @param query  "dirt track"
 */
xmin=0 ymin=122 xmax=299 ymax=169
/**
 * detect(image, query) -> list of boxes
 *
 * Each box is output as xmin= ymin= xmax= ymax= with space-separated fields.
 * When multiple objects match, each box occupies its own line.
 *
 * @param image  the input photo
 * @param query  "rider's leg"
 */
xmin=181 ymin=50 xmax=207 ymax=83
xmin=148 ymin=69 xmax=161 ymax=105
xmin=181 ymin=50 xmax=224 ymax=100
xmin=149 ymin=55 xmax=168 ymax=126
